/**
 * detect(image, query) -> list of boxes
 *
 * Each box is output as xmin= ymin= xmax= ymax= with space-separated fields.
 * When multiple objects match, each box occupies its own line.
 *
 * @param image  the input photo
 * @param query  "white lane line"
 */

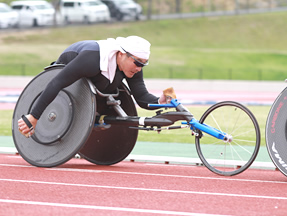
xmin=51 ymin=167 xmax=287 ymax=184
xmin=0 ymin=163 xmax=285 ymax=184
xmin=0 ymin=199 xmax=227 ymax=216
xmin=1 ymin=178 xmax=287 ymax=200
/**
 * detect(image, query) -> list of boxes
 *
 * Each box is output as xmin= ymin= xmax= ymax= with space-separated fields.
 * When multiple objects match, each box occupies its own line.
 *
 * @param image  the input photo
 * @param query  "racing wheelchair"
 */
xmin=12 ymin=64 xmax=261 ymax=176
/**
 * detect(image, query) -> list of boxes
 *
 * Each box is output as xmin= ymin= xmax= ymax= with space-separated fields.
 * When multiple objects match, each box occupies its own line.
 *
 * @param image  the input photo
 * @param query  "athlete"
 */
xmin=18 ymin=36 xmax=175 ymax=138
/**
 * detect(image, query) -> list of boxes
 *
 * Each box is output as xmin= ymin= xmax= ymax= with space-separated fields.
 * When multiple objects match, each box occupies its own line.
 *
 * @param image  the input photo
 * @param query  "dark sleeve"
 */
xmin=30 ymin=50 xmax=100 ymax=119
xmin=126 ymin=70 xmax=159 ymax=110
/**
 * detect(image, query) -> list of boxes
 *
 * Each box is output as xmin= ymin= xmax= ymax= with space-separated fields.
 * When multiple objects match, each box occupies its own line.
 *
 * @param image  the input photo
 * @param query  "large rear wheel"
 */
xmin=266 ymin=87 xmax=287 ymax=177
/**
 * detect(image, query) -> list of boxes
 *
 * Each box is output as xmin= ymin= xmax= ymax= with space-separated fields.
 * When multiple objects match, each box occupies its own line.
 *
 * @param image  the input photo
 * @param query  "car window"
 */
xmin=82 ymin=1 xmax=101 ymax=6
xmin=33 ymin=4 xmax=53 ymax=10
xmin=115 ymin=0 xmax=133 ymax=5
xmin=0 ymin=4 xmax=13 ymax=12
xmin=63 ymin=2 xmax=74 ymax=7
xmin=0 ymin=7 xmax=11 ymax=12
xmin=101 ymin=1 xmax=112 ymax=6
xmin=11 ymin=5 xmax=23 ymax=10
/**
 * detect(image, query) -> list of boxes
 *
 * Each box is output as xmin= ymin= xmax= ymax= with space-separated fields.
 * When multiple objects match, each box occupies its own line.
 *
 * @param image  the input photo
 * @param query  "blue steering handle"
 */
xmin=148 ymin=99 xmax=180 ymax=108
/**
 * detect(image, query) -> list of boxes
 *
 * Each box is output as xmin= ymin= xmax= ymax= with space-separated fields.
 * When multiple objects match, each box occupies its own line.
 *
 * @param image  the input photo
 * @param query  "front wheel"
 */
xmin=195 ymin=101 xmax=260 ymax=176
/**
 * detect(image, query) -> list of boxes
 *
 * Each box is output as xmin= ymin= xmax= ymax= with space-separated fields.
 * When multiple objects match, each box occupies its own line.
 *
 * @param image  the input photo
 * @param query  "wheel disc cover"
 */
xmin=12 ymin=66 xmax=96 ymax=167
xmin=31 ymin=90 xmax=73 ymax=144
xmin=266 ymin=88 xmax=287 ymax=176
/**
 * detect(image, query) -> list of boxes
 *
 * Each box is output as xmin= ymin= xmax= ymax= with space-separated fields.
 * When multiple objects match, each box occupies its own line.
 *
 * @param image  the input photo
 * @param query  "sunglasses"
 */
xmin=126 ymin=53 xmax=149 ymax=67
xmin=121 ymin=47 xmax=149 ymax=67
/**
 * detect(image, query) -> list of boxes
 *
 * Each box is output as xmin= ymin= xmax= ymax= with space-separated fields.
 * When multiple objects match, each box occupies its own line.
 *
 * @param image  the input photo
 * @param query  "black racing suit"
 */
xmin=30 ymin=40 xmax=159 ymax=120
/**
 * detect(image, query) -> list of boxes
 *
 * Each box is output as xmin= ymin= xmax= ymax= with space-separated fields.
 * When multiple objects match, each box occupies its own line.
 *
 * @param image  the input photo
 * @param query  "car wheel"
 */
xmin=64 ymin=16 xmax=70 ymax=25
xmin=116 ymin=12 xmax=123 ymax=21
xmin=33 ymin=18 xmax=38 ymax=27
xmin=83 ymin=16 xmax=90 ymax=24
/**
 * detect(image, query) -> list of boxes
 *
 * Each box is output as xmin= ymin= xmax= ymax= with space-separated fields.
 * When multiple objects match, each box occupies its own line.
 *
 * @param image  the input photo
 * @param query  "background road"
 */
xmin=1 ymin=76 xmax=286 ymax=106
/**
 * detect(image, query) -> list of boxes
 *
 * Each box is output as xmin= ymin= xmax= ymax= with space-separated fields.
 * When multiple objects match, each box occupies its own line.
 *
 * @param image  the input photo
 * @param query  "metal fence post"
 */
xmin=199 ymin=68 xmax=202 ymax=79
xmin=21 ymin=64 xmax=26 ymax=76
xmin=147 ymin=0 xmax=152 ymax=20
xmin=258 ymin=69 xmax=262 ymax=80
xmin=169 ymin=67 xmax=173 ymax=78
xmin=228 ymin=68 xmax=232 ymax=80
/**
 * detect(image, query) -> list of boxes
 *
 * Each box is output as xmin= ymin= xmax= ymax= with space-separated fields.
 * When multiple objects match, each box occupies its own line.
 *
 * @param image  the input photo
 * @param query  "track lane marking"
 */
xmin=0 ymin=163 xmax=285 ymax=184
xmin=0 ymin=178 xmax=287 ymax=200
xmin=0 ymin=199 xmax=227 ymax=216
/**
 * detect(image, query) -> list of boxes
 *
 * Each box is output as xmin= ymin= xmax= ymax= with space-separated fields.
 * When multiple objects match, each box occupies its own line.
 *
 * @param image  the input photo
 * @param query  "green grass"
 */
xmin=0 ymin=110 xmax=14 ymax=136
xmin=1 ymin=12 xmax=287 ymax=79
xmin=2 ymin=105 xmax=270 ymax=146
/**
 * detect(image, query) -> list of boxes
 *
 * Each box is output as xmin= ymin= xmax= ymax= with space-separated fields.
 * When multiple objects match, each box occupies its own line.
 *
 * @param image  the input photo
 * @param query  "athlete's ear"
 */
xmin=119 ymin=51 xmax=128 ymax=58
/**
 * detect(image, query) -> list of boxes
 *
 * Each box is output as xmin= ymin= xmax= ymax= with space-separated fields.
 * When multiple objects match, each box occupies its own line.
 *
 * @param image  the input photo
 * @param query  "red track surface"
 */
xmin=0 ymin=154 xmax=287 ymax=216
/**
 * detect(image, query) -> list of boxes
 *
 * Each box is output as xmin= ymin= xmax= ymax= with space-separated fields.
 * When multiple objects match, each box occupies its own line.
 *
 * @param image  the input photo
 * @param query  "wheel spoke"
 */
xmin=210 ymin=113 xmax=223 ymax=133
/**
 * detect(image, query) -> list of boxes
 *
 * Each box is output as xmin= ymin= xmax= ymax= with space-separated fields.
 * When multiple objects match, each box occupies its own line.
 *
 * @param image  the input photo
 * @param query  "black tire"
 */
xmin=116 ymin=12 xmax=123 ymax=21
xmin=64 ymin=16 xmax=70 ymax=25
xmin=12 ymin=65 xmax=96 ymax=167
xmin=266 ymin=87 xmax=287 ymax=177
xmin=33 ymin=18 xmax=38 ymax=27
xmin=79 ymin=84 xmax=138 ymax=165
xmin=195 ymin=101 xmax=260 ymax=176
xmin=83 ymin=16 xmax=90 ymax=24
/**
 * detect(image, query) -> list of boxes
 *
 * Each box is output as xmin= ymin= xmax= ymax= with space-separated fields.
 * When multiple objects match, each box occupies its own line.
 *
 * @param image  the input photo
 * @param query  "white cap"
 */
xmin=116 ymin=36 xmax=151 ymax=60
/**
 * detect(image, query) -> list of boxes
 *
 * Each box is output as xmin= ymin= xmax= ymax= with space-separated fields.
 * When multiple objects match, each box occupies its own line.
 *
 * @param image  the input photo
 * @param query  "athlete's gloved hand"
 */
xmin=158 ymin=87 xmax=176 ymax=104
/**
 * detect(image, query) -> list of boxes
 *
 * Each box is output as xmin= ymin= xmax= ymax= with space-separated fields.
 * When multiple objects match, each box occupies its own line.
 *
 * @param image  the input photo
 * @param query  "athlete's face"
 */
xmin=118 ymin=52 xmax=148 ymax=78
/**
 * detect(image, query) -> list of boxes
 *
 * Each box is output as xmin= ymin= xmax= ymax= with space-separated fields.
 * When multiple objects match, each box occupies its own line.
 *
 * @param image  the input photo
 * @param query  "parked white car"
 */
xmin=11 ymin=0 xmax=55 ymax=27
xmin=101 ymin=0 xmax=142 ymax=21
xmin=59 ymin=0 xmax=110 ymax=24
xmin=0 ymin=3 xmax=19 ymax=28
